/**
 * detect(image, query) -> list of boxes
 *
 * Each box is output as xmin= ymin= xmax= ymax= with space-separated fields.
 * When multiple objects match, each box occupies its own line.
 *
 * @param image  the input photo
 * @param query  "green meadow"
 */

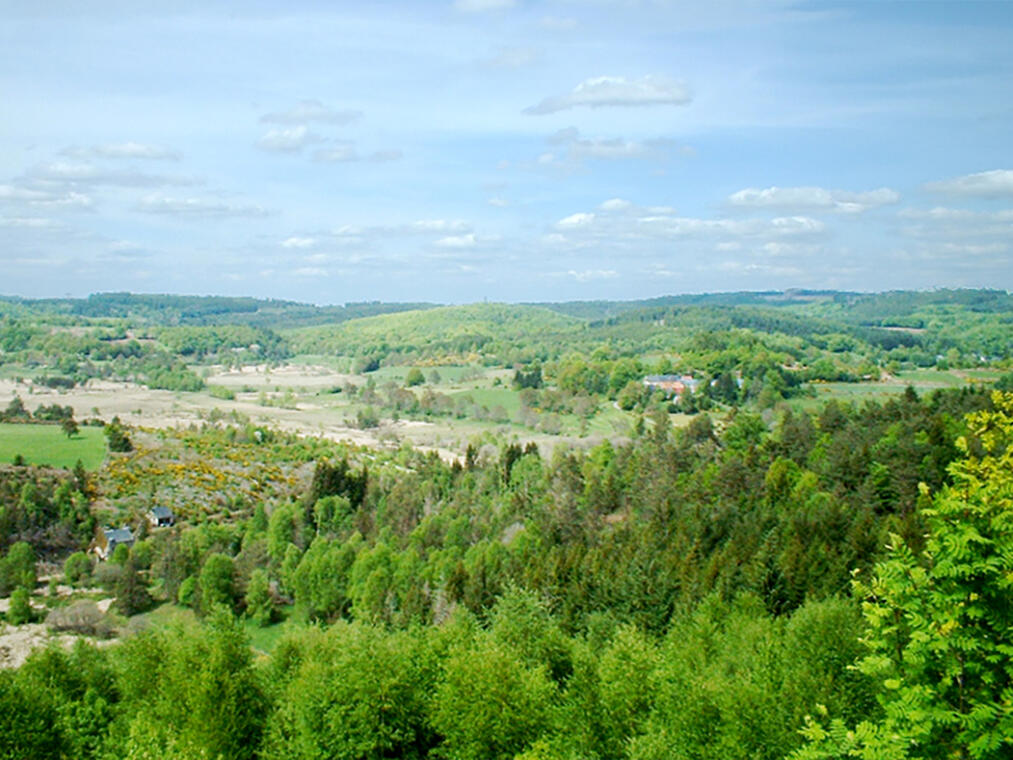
xmin=0 ymin=422 xmax=106 ymax=470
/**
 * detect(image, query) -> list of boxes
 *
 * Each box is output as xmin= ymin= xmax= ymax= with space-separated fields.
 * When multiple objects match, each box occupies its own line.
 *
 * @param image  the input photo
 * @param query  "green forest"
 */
xmin=1 ymin=290 xmax=1012 ymax=759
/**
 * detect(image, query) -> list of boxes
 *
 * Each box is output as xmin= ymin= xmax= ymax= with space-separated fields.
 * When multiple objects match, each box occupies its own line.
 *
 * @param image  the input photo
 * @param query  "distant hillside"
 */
xmin=0 ymin=293 xmax=437 ymax=328
xmin=290 ymin=303 xmax=584 ymax=362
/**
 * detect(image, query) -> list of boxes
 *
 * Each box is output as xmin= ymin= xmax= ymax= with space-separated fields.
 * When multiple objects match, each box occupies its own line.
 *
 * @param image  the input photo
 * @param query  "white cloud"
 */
xmin=455 ymin=0 xmax=515 ymax=12
xmin=281 ymin=236 xmax=316 ymax=248
xmin=552 ymin=200 xmax=826 ymax=246
xmin=488 ymin=197 xmax=508 ymax=207
xmin=924 ymin=169 xmax=1013 ymax=197
xmin=256 ymin=126 xmax=324 ymax=153
xmin=294 ymin=266 xmax=328 ymax=277
xmin=136 ymin=195 xmax=270 ymax=218
xmin=0 ymin=216 xmax=62 ymax=228
xmin=568 ymin=269 xmax=617 ymax=282
xmin=312 ymin=145 xmax=359 ymax=162
xmin=599 ymin=198 xmax=633 ymax=211
xmin=484 ymin=46 xmax=540 ymax=68
xmin=524 ymin=75 xmax=691 ymax=115
xmin=556 ymin=212 xmax=595 ymax=229
xmin=409 ymin=219 xmax=470 ymax=233
xmin=0 ymin=183 xmax=94 ymax=209
xmin=728 ymin=185 xmax=899 ymax=213
xmin=24 ymin=161 xmax=198 ymax=187
xmin=898 ymin=206 xmax=1013 ymax=239
xmin=541 ymin=128 xmax=686 ymax=167
xmin=62 ymin=142 xmax=182 ymax=160
xmin=260 ymin=100 xmax=362 ymax=125
xmin=434 ymin=233 xmax=476 ymax=249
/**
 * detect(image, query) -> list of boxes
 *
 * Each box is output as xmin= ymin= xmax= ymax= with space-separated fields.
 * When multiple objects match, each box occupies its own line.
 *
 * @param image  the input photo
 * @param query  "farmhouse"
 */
xmin=93 ymin=526 xmax=135 ymax=561
xmin=147 ymin=506 xmax=176 ymax=528
xmin=642 ymin=374 xmax=700 ymax=399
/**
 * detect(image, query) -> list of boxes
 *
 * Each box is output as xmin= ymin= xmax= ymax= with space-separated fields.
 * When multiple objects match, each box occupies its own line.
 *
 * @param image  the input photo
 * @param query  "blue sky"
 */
xmin=1 ymin=0 xmax=1011 ymax=304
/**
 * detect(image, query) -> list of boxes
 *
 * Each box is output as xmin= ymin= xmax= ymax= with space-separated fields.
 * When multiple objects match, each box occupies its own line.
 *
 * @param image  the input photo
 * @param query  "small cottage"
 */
xmin=147 ymin=506 xmax=176 ymax=528
xmin=94 ymin=526 xmax=135 ymax=561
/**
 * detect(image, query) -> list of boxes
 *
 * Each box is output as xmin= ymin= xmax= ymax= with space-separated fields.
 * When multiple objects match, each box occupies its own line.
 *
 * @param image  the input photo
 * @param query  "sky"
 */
xmin=1 ymin=0 xmax=1011 ymax=304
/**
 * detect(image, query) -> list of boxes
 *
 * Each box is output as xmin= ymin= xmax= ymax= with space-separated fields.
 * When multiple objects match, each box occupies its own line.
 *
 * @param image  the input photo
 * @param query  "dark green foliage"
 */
xmin=306 ymin=457 xmax=368 ymax=516
xmin=113 ymin=556 xmax=153 ymax=616
xmin=103 ymin=417 xmax=133 ymax=452
xmin=2 ymin=396 xmax=30 ymax=422
xmin=513 ymin=364 xmax=543 ymax=389
xmin=404 ymin=367 xmax=425 ymax=386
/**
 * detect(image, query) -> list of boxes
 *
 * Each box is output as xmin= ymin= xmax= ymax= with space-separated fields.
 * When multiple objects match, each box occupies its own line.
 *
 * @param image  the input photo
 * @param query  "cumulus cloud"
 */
xmin=260 ymin=100 xmax=362 ymax=125
xmin=455 ymin=0 xmax=515 ymax=11
xmin=434 ymin=233 xmax=477 ymax=249
xmin=0 ymin=184 xmax=94 ymax=209
xmin=63 ymin=142 xmax=182 ymax=160
xmin=0 ymin=216 xmax=62 ymax=228
xmin=311 ymin=146 xmax=403 ymax=163
xmin=408 ymin=219 xmax=471 ymax=233
xmin=281 ymin=236 xmax=316 ymax=248
xmin=567 ymin=269 xmax=617 ymax=282
xmin=924 ymin=169 xmax=1013 ymax=197
xmin=539 ymin=128 xmax=686 ymax=168
xmin=256 ymin=126 xmax=324 ymax=153
xmin=24 ymin=161 xmax=199 ymax=188
xmin=553 ymin=200 xmax=826 ymax=246
xmin=556 ymin=212 xmax=595 ymax=229
xmin=136 ymin=195 xmax=270 ymax=218
xmin=524 ymin=75 xmax=691 ymax=115
xmin=728 ymin=185 xmax=899 ymax=213
xmin=599 ymin=198 xmax=633 ymax=211
xmin=898 ymin=206 xmax=1013 ymax=239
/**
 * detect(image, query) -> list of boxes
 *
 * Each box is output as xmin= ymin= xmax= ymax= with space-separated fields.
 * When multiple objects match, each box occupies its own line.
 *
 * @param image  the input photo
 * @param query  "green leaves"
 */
xmin=794 ymin=391 xmax=1013 ymax=760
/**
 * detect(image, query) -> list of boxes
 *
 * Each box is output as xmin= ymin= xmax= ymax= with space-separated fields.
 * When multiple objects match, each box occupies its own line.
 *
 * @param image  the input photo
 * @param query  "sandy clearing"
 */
xmin=0 ymin=365 xmax=604 ymax=464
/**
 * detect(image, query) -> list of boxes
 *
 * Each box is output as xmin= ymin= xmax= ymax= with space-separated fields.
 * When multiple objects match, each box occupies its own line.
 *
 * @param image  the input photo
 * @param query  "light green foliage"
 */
xmin=177 ymin=576 xmax=197 ymax=608
xmin=631 ymin=595 xmax=868 ymax=760
xmin=8 ymin=586 xmax=33 ymax=624
xmin=431 ymin=634 xmax=556 ymax=760
xmin=118 ymin=609 xmax=267 ymax=760
xmin=198 ymin=553 xmax=237 ymax=614
xmin=110 ymin=541 xmax=130 ymax=566
xmin=266 ymin=501 xmax=303 ymax=564
xmin=794 ymin=391 xmax=1013 ymax=760
xmin=0 ymin=540 xmax=36 ymax=594
xmin=263 ymin=622 xmax=435 ymax=760
xmin=245 ymin=568 xmax=277 ymax=627
xmin=291 ymin=534 xmax=359 ymax=622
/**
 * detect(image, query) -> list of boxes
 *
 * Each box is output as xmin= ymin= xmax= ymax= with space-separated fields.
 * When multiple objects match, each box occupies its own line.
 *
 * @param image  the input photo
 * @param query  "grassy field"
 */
xmin=0 ymin=423 xmax=106 ymax=470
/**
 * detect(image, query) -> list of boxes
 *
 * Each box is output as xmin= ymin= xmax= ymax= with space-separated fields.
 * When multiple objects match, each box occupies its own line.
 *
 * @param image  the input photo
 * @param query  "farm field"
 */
xmin=0 ymin=422 xmax=106 ymax=470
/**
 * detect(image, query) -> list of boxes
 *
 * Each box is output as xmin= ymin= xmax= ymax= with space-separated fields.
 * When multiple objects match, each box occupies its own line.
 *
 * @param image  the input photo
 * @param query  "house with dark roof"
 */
xmin=93 ymin=526 xmax=135 ymax=561
xmin=147 ymin=506 xmax=176 ymax=528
